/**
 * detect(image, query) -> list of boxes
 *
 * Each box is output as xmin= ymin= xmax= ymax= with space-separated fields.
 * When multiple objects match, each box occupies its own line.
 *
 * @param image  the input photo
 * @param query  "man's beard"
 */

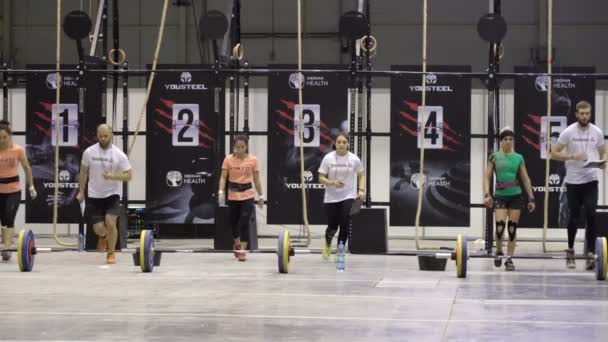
xmin=99 ymin=141 xmax=111 ymax=149
xmin=578 ymin=118 xmax=590 ymax=127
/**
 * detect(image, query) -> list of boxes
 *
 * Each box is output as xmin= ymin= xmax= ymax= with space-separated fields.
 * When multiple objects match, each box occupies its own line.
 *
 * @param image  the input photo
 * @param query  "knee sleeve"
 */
xmin=508 ymin=221 xmax=517 ymax=242
xmin=496 ymin=220 xmax=506 ymax=240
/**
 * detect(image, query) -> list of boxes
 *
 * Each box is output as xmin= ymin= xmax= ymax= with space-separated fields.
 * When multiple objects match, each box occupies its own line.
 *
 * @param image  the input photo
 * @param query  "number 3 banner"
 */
xmin=390 ymin=65 xmax=471 ymax=227
xmin=146 ymin=65 xmax=223 ymax=224
xmin=26 ymin=65 xmax=104 ymax=223
xmin=268 ymin=65 xmax=348 ymax=224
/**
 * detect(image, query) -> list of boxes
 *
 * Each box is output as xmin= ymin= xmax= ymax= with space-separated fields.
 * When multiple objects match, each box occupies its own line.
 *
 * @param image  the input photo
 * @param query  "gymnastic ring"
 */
xmin=493 ymin=43 xmax=504 ymax=60
xmin=232 ymin=43 xmax=244 ymax=61
xmin=360 ymin=35 xmax=377 ymax=54
xmin=108 ymin=48 xmax=127 ymax=66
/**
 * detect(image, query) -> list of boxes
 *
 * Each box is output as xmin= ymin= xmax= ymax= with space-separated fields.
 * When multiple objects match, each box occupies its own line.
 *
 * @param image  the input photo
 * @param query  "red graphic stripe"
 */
xmin=442 ymin=146 xmax=456 ymax=152
xmin=34 ymin=124 xmax=51 ymax=137
xmin=400 ymin=111 xmax=417 ymax=123
xmin=523 ymin=123 xmax=540 ymax=136
xmin=319 ymin=121 xmax=330 ymax=131
xmin=442 ymin=121 xmax=458 ymax=136
xmin=320 ymin=132 xmax=334 ymax=143
xmin=523 ymin=136 xmax=540 ymax=151
xmin=155 ymin=108 xmax=171 ymax=120
xmin=403 ymin=100 xmax=418 ymax=111
xmin=280 ymin=99 xmax=295 ymax=110
xmin=155 ymin=120 xmax=172 ymax=134
xmin=160 ymin=98 xmax=175 ymax=109
xmin=276 ymin=109 xmax=294 ymax=122
xmin=444 ymin=133 xmax=463 ymax=146
xmin=198 ymin=142 xmax=211 ymax=148
xmin=199 ymin=131 xmax=215 ymax=142
xmin=276 ymin=122 xmax=294 ymax=135
xmin=399 ymin=123 xmax=417 ymax=136
xmin=199 ymin=120 xmax=212 ymax=132
xmin=34 ymin=112 xmax=52 ymax=123
xmin=39 ymin=101 xmax=53 ymax=112
xmin=527 ymin=113 xmax=541 ymax=124
xmin=83 ymin=137 xmax=94 ymax=145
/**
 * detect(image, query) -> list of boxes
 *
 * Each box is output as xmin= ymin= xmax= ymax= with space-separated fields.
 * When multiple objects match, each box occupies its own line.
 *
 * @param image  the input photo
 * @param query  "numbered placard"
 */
xmin=540 ymin=116 xmax=567 ymax=159
xmin=51 ymin=104 xmax=78 ymax=146
xmin=294 ymin=104 xmax=320 ymax=147
xmin=172 ymin=104 xmax=200 ymax=146
xmin=417 ymin=106 xmax=443 ymax=149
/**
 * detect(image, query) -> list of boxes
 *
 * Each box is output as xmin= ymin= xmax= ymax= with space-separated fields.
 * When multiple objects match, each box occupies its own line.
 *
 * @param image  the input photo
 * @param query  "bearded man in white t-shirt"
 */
xmin=77 ymin=124 xmax=132 ymax=264
xmin=551 ymin=101 xmax=606 ymax=270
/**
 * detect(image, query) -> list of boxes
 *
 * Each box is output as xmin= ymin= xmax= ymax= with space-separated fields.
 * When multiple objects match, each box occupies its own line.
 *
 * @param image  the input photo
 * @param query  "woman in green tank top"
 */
xmin=483 ymin=127 xmax=536 ymax=271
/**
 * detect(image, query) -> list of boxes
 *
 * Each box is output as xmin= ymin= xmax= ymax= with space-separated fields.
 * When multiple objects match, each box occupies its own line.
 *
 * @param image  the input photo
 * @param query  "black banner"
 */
xmin=390 ymin=66 xmax=471 ymax=227
xmin=267 ymin=65 xmax=348 ymax=224
xmin=514 ymin=66 xmax=595 ymax=228
xmin=146 ymin=65 xmax=223 ymax=224
xmin=26 ymin=65 xmax=104 ymax=223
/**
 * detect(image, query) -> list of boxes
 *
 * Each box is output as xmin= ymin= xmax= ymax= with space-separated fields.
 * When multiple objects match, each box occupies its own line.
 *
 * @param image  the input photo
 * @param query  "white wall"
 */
xmin=2 ymin=86 xmax=607 ymax=240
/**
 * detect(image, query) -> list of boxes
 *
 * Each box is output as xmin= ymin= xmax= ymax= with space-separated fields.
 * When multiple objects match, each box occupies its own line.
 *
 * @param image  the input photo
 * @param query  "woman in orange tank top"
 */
xmin=218 ymin=135 xmax=264 ymax=261
xmin=0 ymin=121 xmax=36 ymax=261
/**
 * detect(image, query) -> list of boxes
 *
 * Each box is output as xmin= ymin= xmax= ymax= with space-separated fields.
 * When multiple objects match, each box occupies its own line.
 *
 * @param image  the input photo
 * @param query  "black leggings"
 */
xmin=0 ymin=191 xmax=21 ymax=227
xmin=566 ymin=181 xmax=598 ymax=252
xmin=324 ymin=199 xmax=354 ymax=246
xmin=228 ymin=199 xmax=254 ymax=243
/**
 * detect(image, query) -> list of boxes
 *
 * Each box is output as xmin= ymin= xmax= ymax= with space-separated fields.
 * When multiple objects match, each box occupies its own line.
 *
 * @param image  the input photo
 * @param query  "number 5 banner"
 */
xmin=514 ymin=66 xmax=595 ymax=228
xmin=390 ymin=66 xmax=471 ymax=227
xmin=146 ymin=65 xmax=224 ymax=224
xmin=268 ymin=65 xmax=348 ymax=224
xmin=26 ymin=65 xmax=104 ymax=223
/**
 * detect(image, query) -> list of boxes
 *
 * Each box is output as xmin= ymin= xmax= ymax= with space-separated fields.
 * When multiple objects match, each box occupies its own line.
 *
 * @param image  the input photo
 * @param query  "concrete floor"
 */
xmin=1 ymin=239 xmax=608 ymax=342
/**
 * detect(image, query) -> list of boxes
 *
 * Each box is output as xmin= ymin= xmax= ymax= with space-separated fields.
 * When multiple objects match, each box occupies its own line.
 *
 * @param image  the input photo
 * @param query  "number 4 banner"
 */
xmin=146 ymin=66 xmax=224 ymax=224
xmin=390 ymin=65 xmax=471 ymax=227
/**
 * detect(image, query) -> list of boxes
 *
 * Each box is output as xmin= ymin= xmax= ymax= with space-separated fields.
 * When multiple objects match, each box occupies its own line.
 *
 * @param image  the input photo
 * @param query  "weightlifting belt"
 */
xmin=228 ymin=182 xmax=253 ymax=192
xmin=0 ymin=176 xmax=19 ymax=184
xmin=496 ymin=180 xmax=519 ymax=190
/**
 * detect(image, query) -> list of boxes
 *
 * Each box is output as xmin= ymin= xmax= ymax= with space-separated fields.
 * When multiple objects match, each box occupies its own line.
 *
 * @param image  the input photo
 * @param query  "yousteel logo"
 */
xmin=549 ymin=174 xmax=560 ymax=185
xmin=426 ymin=73 xmax=437 ymax=85
xmin=289 ymin=73 xmax=305 ymax=89
xmin=535 ymin=75 xmax=549 ymax=92
xmin=166 ymin=171 xmax=183 ymax=187
xmin=410 ymin=173 xmax=426 ymax=189
xmin=303 ymin=170 xmax=313 ymax=182
xmin=59 ymin=170 xmax=71 ymax=182
xmin=181 ymin=72 xmax=192 ymax=83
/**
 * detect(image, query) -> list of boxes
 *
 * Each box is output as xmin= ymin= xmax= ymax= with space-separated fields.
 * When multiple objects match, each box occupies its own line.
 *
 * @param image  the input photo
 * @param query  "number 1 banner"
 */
xmin=267 ymin=65 xmax=348 ymax=224
xmin=390 ymin=66 xmax=471 ymax=227
xmin=26 ymin=65 xmax=104 ymax=223
xmin=146 ymin=65 xmax=224 ymax=224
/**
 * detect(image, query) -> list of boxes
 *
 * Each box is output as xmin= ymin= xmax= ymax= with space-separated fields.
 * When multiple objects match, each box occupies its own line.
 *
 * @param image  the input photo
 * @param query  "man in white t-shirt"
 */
xmin=551 ymin=101 xmax=606 ymax=270
xmin=77 ymin=124 xmax=132 ymax=264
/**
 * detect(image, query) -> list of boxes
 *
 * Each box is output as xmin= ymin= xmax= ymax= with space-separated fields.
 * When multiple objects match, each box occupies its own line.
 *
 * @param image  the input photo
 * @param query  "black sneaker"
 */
xmin=585 ymin=252 xmax=596 ymax=271
xmin=1 ymin=250 xmax=10 ymax=262
xmin=566 ymin=249 xmax=576 ymax=269
xmin=505 ymin=257 xmax=515 ymax=271
xmin=494 ymin=251 xmax=504 ymax=267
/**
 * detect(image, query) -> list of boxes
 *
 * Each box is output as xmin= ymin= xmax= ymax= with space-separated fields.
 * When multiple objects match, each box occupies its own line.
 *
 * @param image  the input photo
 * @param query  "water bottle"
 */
xmin=336 ymin=241 xmax=345 ymax=272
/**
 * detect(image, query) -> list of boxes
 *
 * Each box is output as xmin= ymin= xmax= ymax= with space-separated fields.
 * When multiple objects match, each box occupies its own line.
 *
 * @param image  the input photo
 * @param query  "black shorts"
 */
xmin=86 ymin=195 xmax=121 ymax=224
xmin=0 ymin=191 xmax=21 ymax=227
xmin=494 ymin=195 xmax=524 ymax=210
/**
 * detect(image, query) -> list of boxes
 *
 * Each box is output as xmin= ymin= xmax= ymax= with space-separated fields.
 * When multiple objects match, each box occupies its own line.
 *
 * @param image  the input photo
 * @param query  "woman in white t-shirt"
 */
xmin=318 ymin=133 xmax=365 ymax=260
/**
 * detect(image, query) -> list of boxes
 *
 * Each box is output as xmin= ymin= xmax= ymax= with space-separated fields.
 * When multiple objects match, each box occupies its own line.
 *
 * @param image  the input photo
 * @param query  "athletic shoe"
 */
xmin=237 ymin=251 xmax=247 ymax=262
xmin=106 ymin=252 xmax=116 ymax=264
xmin=566 ymin=249 xmax=576 ymax=269
xmin=504 ymin=257 xmax=515 ymax=271
xmin=322 ymin=243 xmax=331 ymax=261
xmin=494 ymin=251 xmax=503 ymax=267
xmin=233 ymin=241 xmax=240 ymax=259
xmin=1 ymin=250 xmax=10 ymax=262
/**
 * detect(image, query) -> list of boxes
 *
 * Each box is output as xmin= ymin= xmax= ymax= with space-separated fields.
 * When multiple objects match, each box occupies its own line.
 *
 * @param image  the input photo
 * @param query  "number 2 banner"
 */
xmin=267 ymin=65 xmax=348 ymax=224
xmin=390 ymin=66 xmax=471 ymax=227
xmin=26 ymin=65 xmax=104 ymax=223
xmin=146 ymin=65 xmax=223 ymax=224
